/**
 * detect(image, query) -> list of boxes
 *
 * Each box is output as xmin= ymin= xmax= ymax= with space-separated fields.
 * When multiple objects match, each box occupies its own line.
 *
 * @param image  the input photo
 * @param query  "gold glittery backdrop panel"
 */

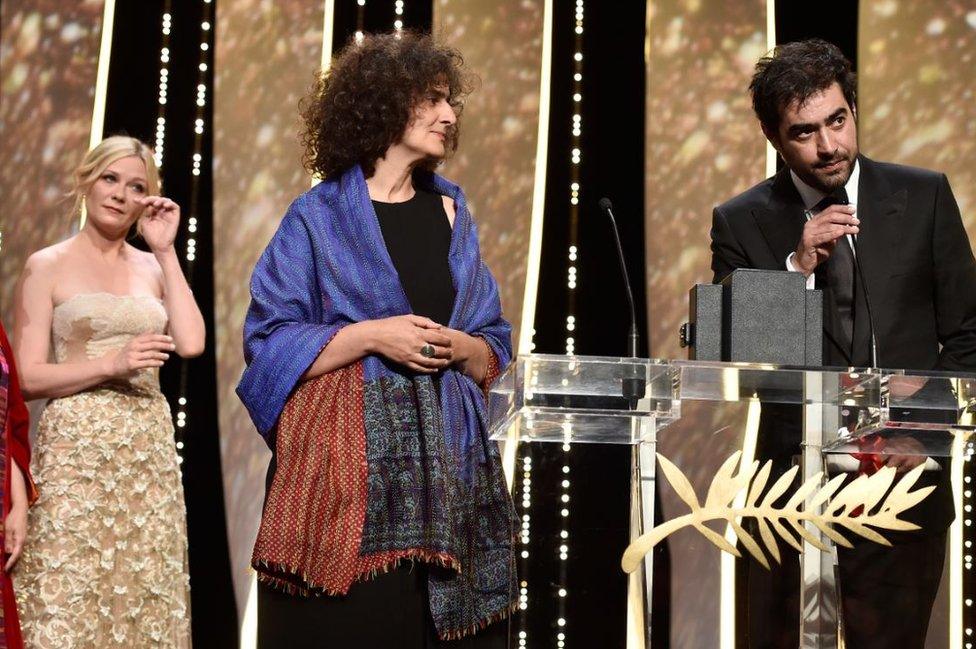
xmin=213 ymin=0 xmax=324 ymax=615
xmin=859 ymin=4 xmax=976 ymax=644
xmin=434 ymin=0 xmax=545 ymax=348
xmin=859 ymin=1 xmax=976 ymax=242
xmin=644 ymin=2 xmax=767 ymax=644
xmin=644 ymin=0 xmax=768 ymax=360
xmin=0 ymin=1 xmax=104 ymax=319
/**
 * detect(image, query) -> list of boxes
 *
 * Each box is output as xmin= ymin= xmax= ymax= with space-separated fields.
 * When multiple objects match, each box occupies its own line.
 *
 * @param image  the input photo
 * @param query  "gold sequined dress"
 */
xmin=17 ymin=293 xmax=190 ymax=648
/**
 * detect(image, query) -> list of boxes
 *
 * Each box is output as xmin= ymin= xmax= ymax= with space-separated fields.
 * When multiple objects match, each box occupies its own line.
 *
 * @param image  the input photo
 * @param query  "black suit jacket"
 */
xmin=709 ymin=155 xmax=976 ymax=535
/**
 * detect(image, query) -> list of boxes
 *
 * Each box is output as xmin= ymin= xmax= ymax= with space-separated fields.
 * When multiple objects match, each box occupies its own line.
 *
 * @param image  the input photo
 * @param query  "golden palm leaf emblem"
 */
xmin=621 ymin=451 xmax=934 ymax=573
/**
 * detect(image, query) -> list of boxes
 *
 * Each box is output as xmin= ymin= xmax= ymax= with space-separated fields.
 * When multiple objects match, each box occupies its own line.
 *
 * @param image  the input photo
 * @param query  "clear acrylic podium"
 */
xmin=488 ymin=354 xmax=975 ymax=649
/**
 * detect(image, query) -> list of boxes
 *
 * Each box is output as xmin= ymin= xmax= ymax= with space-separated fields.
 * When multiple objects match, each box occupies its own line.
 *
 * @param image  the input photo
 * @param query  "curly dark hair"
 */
xmin=749 ymin=39 xmax=857 ymax=132
xmin=300 ymin=31 xmax=474 ymax=180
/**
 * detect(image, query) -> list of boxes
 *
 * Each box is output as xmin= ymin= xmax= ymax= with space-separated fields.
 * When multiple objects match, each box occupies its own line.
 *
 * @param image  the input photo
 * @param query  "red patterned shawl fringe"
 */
xmin=253 ymin=549 xmax=460 ymax=597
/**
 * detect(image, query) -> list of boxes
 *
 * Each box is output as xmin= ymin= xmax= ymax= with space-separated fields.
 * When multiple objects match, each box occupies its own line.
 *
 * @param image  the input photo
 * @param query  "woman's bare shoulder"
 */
xmin=23 ymin=237 xmax=77 ymax=274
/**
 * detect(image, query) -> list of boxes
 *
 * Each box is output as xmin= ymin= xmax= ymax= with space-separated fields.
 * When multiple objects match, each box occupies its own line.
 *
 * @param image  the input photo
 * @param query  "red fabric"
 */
xmin=251 ymin=362 xmax=374 ymax=594
xmin=851 ymin=433 xmax=886 ymax=476
xmin=849 ymin=434 xmax=887 ymax=518
xmin=0 ymin=323 xmax=33 ymax=649
xmin=477 ymin=338 xmax=502 ymax=401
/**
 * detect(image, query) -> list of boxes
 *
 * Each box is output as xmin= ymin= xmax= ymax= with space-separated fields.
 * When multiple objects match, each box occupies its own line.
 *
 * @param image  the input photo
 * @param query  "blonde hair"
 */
xmin=71 ymin=135 xmax=160 ymax=216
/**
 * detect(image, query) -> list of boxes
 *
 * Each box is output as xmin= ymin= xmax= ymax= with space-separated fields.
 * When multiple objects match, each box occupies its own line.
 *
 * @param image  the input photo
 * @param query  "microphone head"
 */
xmin=831 ymin=186 xmax=849 ymax=205
xmin=598 ymin=197 xmax=613 ymax=212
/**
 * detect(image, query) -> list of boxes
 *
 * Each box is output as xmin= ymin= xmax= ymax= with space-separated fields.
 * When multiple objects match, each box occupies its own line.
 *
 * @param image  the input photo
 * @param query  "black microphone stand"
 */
xmin=599 ymin=197 xmax=645 ymax=408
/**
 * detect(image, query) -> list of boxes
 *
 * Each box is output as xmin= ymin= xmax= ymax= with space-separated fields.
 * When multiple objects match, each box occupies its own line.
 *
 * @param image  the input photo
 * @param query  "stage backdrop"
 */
xmin=643 ymin=1 xmax=769 ymax=644
xmin=859 ymin=3 xmax=976 ymax=646
xmin=212 ymin=0 xmax=325 ymax=616
xmin=643 ymin=0 xmax=769 ymax=362
xmin=434 ymin=0 xmax=547 ymax=350
xmin=0 ymin=1 xmax=104 ymax=321
xmin=859 ymin=0 xmax=976 ymax=239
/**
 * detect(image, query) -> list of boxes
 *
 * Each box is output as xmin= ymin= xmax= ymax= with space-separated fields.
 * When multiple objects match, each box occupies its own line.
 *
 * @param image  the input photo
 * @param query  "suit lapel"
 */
xmin=752 ymin=168 xmax=807 ymax=265
xmin=851 ymin=156 xmax=907 ymax=363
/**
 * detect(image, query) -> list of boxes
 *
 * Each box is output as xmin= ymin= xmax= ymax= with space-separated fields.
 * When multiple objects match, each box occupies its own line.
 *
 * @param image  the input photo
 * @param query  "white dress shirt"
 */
xmin=785 ymin=159 xmax=860 ymax=288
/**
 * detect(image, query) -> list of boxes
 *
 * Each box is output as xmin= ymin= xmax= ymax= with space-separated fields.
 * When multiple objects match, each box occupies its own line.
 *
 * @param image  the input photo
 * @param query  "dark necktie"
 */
xmin=813 ymin=188 xmax=856 ymax=354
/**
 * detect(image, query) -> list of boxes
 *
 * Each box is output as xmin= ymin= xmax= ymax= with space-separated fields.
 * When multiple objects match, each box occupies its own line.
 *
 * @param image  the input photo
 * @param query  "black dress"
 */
xmin=257 ymin=188 xmax=510 ymax=649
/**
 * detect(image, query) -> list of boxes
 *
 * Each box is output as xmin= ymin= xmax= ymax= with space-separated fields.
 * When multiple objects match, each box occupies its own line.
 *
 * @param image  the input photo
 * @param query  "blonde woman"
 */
xmin=11 ymin=136 xmax=203 ymax=647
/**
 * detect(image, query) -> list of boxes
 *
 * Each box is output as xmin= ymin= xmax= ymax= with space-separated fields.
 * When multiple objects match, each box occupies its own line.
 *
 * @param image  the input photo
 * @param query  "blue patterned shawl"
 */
xmin=237 ymin=165 xmax=515 ymax=638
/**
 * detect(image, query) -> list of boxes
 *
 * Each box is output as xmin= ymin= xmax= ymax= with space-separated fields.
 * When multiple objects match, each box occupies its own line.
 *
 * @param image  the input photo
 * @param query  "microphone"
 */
xmin=832 ymin=188 xmax=880 ymax=368
xmin=598 ymin=197 xmax=645 ymax=407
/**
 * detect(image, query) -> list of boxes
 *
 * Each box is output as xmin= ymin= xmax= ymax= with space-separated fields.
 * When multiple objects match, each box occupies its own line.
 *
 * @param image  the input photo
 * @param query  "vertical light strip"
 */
xmin=321 ymin=0 xmax=335 ymax=71
xmin=950 ymin=384 xmax=973 ymax=649
xmin=719 ymin=399 xmax=761 ymax=649
xmin=517 ymin=450 xmax=533 ymax=649
xmin=174 ymin=0 xmax=214 ymax=467
xmin=355 ymin=0 xmax=366 ymax=43
xmin=564 ymin=0 xmax=583 ymax=357
xmin=394 ymin=0 xmax=405 ymax=34
xmin=89 ymin=0 xmax=116 ymax=150
xmin=240 ymin=572 xmax=259 ymax=649
xmin=81 ymin=0 xmax=117 ymax=229
xmin=154 ymin=4 xmax=173 ymax=172
xmin=556 ymin=437 xmax=572 ymax=648
xmin=310 ymin=0 xmax=335 ymax=190
xmin=764 ymin=0 xmax=777 ymax=179
xmin=517 ymin=0 xmax=553 ymax=355
xmin=950 ymin=429 xmax=965 ymax=649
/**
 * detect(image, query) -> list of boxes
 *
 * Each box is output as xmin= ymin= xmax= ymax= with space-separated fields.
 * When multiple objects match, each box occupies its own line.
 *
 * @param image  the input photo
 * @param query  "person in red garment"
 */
xmin=0 ymin=321 xmax=37 ymax=649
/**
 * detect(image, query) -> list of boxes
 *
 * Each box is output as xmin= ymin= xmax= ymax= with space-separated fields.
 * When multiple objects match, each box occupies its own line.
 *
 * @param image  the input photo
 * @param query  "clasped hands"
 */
xmin=369 ymin=314 xmax=473 ymax=375
xmin=793 ymin=203 xmax=859 ymax=276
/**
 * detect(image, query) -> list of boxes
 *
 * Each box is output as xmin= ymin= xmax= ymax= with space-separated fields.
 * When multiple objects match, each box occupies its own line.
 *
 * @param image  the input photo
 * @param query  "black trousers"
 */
xmin=257 ymin=564 xmax=510 ymax=649
xmin=737 ymin=532 xmax=946 ymax=649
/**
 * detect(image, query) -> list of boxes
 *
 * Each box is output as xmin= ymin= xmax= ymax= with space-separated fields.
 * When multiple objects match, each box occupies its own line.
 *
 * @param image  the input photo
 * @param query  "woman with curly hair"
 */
xmin=238 ymin=32 xmax=514 ymax=648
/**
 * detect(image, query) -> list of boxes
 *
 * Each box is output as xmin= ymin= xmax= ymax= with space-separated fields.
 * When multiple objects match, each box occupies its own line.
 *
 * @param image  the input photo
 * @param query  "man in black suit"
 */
xmin=710 ymin=39 xmax=976 ymax=648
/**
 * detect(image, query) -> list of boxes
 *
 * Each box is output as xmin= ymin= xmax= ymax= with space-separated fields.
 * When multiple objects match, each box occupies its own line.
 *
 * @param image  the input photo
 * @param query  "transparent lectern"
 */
xmin=488 ymin=354 xmax=974 ymax=649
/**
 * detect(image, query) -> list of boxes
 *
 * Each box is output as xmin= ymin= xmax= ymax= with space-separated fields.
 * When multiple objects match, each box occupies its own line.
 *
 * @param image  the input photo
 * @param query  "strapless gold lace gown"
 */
xmin=17 ymin=293 xmax=190 ymax=648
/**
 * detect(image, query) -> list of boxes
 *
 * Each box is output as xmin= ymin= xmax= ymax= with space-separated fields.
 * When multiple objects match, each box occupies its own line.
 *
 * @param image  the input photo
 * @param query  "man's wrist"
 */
xmin=787 ymin=251 xmax=814 ymax=277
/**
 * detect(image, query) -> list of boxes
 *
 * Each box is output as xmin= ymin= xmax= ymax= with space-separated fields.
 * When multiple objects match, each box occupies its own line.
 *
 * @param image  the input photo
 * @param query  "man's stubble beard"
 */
xmin=809 ymin=148 xmax=857 ymax=193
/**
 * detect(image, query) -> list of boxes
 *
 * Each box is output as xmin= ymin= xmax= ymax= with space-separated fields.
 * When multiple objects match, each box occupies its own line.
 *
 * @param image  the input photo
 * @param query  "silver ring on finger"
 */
xmin=420 ymin=343 xmax=436 ymax=358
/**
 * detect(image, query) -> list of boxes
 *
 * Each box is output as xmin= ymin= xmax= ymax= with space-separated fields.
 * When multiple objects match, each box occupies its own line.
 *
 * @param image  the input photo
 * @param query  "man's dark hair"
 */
xmin=749 ymin=39 xmax=857 ymax=132
xmin=299 ymin=31 xmax=473 ymax=180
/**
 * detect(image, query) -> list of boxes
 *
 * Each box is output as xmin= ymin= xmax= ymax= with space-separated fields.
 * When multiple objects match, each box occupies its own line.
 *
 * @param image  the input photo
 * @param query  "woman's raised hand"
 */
xmin=102 ymin=333 xmax=176 ymax=378
xmin=138 ymin=196 xmax=180 ymax=253
xmin=369 ymin=315 xmax=453 ymax=373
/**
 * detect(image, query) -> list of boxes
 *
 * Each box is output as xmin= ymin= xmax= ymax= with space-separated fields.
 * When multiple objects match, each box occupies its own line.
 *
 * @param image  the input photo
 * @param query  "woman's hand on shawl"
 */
xmin=367 ymin=315 xmax=453 ymax=373
xmin=441 ymin=328 xmax=490 ymax=384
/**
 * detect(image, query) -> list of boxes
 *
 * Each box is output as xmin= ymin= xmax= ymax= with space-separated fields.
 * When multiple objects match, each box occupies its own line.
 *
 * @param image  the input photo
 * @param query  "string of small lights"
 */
xmin=154 ymin=2 xmax=172 ymax=170
xmin=517 ymin=450 xmax=532 ymax=649
xmin=965 ymin=438 xmax=973 ymax=644
xmin=565 ymin=0 xmax=583 ymax=357
xmin=554 ymin=5 xmax=585 ymax=647
xmin=355 ymin=0 xmax=366 ymax=43
xmin=171 ymin=0 xmax=214 ymax=466
xmin=394 ymin=0 xmax=404 ymax=34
